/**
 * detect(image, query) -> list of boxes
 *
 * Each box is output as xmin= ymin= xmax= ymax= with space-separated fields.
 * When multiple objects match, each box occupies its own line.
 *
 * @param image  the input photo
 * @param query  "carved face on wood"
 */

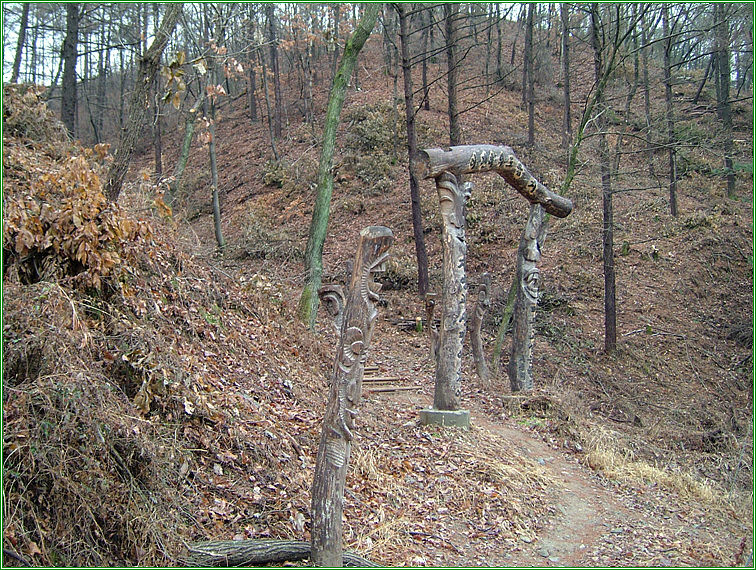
xmin=437 ymin=173 xmax=469 ymax=231
xmin=523 ymin=267 xmax=540 ymax=303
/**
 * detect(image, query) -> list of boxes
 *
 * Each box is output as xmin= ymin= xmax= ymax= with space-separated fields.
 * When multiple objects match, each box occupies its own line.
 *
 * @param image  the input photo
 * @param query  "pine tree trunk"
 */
xmin=104 ymin=3 xmax=182 ymax=202
xmin=397 ymin=3 xmax=430 ymax=298
xmin=298 ymin=4 xmax=380 ymax=329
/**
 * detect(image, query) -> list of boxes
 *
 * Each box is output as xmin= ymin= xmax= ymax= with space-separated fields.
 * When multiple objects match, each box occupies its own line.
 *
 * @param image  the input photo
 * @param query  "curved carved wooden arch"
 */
xmin=416 ymin=144 xmax=573 ymax=217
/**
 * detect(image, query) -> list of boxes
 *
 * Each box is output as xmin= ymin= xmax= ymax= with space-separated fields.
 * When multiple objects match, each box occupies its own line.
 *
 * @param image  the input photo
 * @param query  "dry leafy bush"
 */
xmin=2 ymin=84 xmax=68 ymax=142
xmin=3 ymin=86 xmax=152 ymax=290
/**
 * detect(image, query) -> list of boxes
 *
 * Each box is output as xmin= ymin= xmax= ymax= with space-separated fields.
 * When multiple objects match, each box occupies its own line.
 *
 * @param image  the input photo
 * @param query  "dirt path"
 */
xmin=377 ymin=386 xmax=638 ymax=566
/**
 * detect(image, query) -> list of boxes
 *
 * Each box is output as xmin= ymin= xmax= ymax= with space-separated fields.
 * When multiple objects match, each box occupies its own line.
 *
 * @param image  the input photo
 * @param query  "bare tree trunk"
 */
xmin=168 ymin=94 xmax=204 ymax=205
xmin=266 ymin=4 xmax=283 ymax=140
xmin=715 ymin=4 xmax=736 ymax=198
xmin=104 ymin=4 xmax=182 ymax=202
xmin=61 ymin=4 xmax=79 ymax=138
xmin=397 ymin=3 xmax=430 ymax=297
xmin=591 ymin=4 xmax=617 ymax=353
xmin=246 ymin=5 xmax=258 ymax=122
xmin=445 ymin=3 xmax=461 ymax=146
xmin=663 ymin=4 xmax=678 ymax=216
xmin=641 ymin=11 xmax=655 ymax=178
xmin=490 ymin=276 xmax=516 ymax=376
xmin=421 ymin=4 xmax=431 ymax=111
xmin=311 ymin=226 xmax=393 ymax=567
xmin=525 ymin=3 xmax=535 ymax=146
xmin=11 ymin=3 xmax=30 ymax=83
xmin=298 ymin=4 xmax=380 ymax=329
xmin=260 ymin=47 xmax=280 ymax=162
xmin=561 ymin=3 xmax=572 ymax=152
xmin=509 ymin=204 xmax=545 ymax=392
xmin=692 ymin=53 xmax=714 ymax=104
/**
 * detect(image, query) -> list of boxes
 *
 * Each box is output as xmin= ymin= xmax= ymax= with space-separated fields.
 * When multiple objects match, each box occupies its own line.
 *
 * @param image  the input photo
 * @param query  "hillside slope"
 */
xmin=3 ymin=28 xmax=753 ymax=567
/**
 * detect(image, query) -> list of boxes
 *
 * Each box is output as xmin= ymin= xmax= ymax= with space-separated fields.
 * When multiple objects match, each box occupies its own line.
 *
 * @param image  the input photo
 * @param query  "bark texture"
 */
xmin=61 ymin=4 xmax=79 ymax=138
xmin=310 ymin=226 xmax=393 ymax=567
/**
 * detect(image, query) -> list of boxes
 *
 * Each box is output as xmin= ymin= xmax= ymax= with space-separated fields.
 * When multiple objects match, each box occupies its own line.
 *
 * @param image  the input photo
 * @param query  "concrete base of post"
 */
xmin=418 ymin=408 xmax=470 ymax=429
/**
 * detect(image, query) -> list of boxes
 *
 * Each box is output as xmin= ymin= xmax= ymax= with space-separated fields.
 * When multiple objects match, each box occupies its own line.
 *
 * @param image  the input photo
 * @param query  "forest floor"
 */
xmin=2 ymin=34 xmax=754 ymax=567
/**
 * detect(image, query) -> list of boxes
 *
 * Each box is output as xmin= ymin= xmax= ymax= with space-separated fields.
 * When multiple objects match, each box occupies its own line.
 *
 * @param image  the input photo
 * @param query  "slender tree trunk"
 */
xmin=168 ymin=95 xmax=204 ymax=205
xmin=561 ymin=3 xmax=572 ymax=151
xmin=715 ymin=4 xmax=736 ymax=198
xmin=206 ymin=96 xmax=225 ymax=250
xmin=104 ymin=4 xmax=182 ymax=202
xmin=641 ymin=10 xmax=655 ymax=178
xmin=663 ymin=5 xmax=677 ymax=216
xmin=61 ymin=4 xmax=79 ymax=138
xmin=397 ymin=3 xmax=430 ymax=298
xmin=266 ymin=4 xmax=283 ymax=140
xmin=298 ymin=4 xmax=380 ymax=329
xmin=692 ymin=53 xmax=714 ymax=104
xmin=591 ymin=4 xmax=616 ymax=353
xmin=330 ymin=3 xmax=341 ymax=83
xmin=260 ymin=49 xmax=279 ymax=161
xmin=496 ymin=4 xmax=503 ymax=79
xmin=445 ymin=3 xmax=461 ymax=146
xmin=490 ymin=275 xmax=516 ymax=376
xmin=11 ymin=3 xmax=30 ymax=83
xmin=525 ymin=3 xmax=535 ymax=146
xmin=613 ymin=5 xmax=640 ymax=177
xmin=421 ymin=4 xmax=430 ymax=110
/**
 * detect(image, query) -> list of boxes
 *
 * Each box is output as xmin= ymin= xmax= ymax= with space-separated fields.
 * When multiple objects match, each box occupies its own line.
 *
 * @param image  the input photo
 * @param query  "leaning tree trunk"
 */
xmin=508 ymin=204 xmax=545 ymax=392
xmin=104 ymin=3 xmax=182 ymax=202
xmin=310 ymin=226 xmax=393 ymax=567
xmin=11 ymin=2 xmax=30 ymax=83
xmin=298 ymin=3 xmax=379 ymax=329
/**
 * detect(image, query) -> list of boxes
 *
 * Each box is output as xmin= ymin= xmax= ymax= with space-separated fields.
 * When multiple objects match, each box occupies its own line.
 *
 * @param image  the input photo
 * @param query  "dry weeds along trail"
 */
xmin=381 ymin=390 xmax=637 ymax=567
xmin=472 ymin=413 xmax=633 ymax=567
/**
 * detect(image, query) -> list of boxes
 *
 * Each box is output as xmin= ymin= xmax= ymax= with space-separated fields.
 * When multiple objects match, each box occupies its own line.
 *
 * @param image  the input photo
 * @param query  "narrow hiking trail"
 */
xmin=380 ymin=387 xmax=633 ymax=567
xmin=355 ymin=322 xmax=751 ymax=567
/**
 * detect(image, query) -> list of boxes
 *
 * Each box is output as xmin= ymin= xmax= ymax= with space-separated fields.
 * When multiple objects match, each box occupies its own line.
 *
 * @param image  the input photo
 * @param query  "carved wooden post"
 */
xmin=318 ymin=284 xmax=346 ymax=336
xmin=432 ymin=172 xmax=471 ymax=411
xmin=470 ymin=272 xmax=491 ymax=384
xmin=418 ymin=144 xmax=573 ymax=399
xmin=310 ymin=226 xmax=393 ymax=567
xmin=509 ymin=204 xmax=545 ymax=392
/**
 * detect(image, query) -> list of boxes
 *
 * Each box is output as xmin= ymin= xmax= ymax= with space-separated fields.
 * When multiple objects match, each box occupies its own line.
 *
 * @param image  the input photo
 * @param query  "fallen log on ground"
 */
xmin=184 ymin=539 xmax=379 ymax=567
